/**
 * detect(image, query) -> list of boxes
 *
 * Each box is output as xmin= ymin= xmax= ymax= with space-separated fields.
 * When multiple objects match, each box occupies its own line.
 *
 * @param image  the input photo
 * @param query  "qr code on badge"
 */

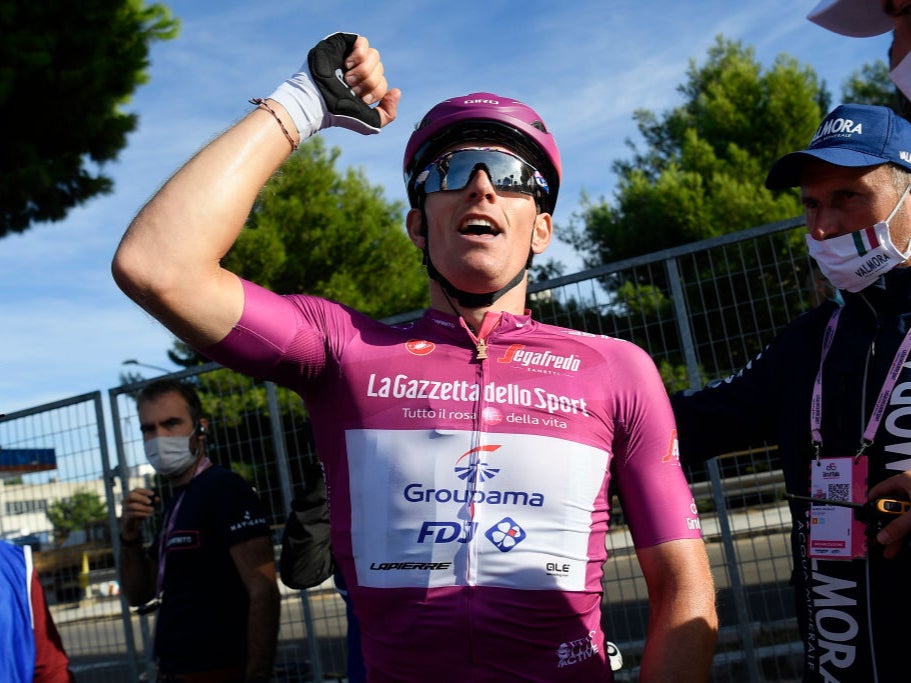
xmin=826 ymin=483 xmax=850 ymax=502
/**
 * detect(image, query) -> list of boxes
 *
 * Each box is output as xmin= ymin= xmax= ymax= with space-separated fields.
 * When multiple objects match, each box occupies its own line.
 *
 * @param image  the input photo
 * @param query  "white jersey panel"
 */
xmin=346 ymin=428 xmax=608 ymax=590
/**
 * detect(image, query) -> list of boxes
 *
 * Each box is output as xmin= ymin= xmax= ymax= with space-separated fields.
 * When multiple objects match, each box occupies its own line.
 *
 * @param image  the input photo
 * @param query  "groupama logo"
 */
xmin=454 ymin=445 xmax=502 ymax=482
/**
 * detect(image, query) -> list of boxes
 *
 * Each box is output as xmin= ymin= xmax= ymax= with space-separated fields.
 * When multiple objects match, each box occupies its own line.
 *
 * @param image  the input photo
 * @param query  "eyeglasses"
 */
xmin=414 ymin=148 xmax=550 ymax=201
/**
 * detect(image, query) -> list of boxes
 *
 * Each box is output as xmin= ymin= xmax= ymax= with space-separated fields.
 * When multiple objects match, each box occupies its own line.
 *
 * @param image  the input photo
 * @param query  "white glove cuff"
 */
xmin=266 ymin=66 xmax=330 ymax=142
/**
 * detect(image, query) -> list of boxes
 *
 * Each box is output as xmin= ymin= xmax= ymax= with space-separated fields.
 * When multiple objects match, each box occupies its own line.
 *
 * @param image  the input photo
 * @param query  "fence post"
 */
xmin=665 ymin=257 xmax=701 ymax=390
xmin=265 ymin=382 xmax=324 ymax=683
xmin=707 ymin=457 xmax=761 ymax=682
xmin=666 ymin=257 xmax=762 ymax=682
xmin=108 ymin=389 xmax=146 ymax=682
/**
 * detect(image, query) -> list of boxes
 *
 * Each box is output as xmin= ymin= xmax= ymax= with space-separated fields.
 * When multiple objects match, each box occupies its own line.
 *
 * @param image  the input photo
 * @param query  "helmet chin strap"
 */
xmin=420 ymin=212 xmax=533 ymax=309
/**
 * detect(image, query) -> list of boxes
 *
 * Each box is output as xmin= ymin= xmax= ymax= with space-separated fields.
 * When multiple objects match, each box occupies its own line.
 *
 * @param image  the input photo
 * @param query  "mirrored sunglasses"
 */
xmin=415 ymin=148 xmax=550 ymax=200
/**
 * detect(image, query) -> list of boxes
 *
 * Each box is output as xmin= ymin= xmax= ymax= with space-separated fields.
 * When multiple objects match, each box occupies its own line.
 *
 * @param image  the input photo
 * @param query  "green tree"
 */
xmin=223 ymin=136 xmax=428 ymax=319
xmin=552 ymin=37 xmax=840 ymax=393
xmin=0 ymin=0 xmax=179 ymax=236
xmin=566 ymin=36 xmax=826 ymax=267
xmin=46 ymin=489 xmax=107 ymax=540
xmin=842 ymin=60 xmax=900 ymax=109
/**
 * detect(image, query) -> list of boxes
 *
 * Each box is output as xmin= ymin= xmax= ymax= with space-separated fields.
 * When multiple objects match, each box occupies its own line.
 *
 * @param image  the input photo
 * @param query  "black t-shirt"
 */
xmin=150 ymin=464 xmax=270 ymax=673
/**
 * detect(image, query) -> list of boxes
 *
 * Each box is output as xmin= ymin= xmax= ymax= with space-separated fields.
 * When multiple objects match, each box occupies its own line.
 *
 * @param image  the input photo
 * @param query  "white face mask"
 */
xmin=144 ymin=435 xmax=197 ymax=478
xmin=806 ymin=183 xmax=911 ymax=293
xmin=891 ymin=50 xmax=911 ymax=102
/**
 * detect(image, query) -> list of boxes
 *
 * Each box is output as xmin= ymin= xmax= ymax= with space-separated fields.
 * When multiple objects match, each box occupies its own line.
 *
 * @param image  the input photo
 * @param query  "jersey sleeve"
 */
xmin=212 ymin=472 xmax=272 ymax=548
xmin=199 ymin=278 xmax=331 ymax=383
xmin=607 ymin=341 xmax=703 ymax=548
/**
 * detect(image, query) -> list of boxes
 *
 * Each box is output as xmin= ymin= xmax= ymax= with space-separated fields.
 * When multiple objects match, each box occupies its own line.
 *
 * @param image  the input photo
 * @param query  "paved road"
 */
xmin=58 ymin=588 xmax=349 ymax=682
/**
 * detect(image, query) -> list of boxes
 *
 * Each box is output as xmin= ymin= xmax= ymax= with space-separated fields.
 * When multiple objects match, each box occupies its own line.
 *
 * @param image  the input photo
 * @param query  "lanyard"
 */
xmin=811 ymin=307 xmax=911 ymax=459
xmin=155 ymin=457 xmax=211 ymax=597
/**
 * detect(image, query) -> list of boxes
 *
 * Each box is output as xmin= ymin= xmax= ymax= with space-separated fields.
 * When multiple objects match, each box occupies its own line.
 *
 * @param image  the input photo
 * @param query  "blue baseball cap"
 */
xmin=766 ymin=104 xmax=911 ymax=189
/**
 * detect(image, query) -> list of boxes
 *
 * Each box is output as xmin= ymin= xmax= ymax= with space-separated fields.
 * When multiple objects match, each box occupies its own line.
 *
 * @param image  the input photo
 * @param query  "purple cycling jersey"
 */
xmin=202 ymin=279 xmax=703 ymax=682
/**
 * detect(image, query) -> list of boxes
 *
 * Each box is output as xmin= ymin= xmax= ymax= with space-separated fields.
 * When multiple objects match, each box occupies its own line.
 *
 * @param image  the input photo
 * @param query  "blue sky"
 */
xmin=0 ymin=0 xmax=893 ymax=414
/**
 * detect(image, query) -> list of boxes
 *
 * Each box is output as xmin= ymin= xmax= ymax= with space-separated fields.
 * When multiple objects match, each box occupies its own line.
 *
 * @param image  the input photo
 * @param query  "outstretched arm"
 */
xmin=636 ymin=538 xmax=718 ymax=682
xmin=111 ymin=34 xmax=399 ymax=348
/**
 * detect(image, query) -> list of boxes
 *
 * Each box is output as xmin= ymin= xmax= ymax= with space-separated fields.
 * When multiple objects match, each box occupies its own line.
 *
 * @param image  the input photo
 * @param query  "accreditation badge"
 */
xmin=807 ymin=456 xmax=869 ymax=560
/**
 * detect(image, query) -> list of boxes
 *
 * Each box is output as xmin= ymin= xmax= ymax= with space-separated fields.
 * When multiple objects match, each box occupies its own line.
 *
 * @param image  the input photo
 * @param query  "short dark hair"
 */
xmin=136 ymin=379 xmax=204 ymax=426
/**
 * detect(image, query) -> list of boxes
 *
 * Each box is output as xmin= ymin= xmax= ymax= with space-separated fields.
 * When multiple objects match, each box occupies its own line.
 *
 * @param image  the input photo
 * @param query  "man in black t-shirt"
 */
xmin=119 ymin=379 xmax=280 ymax=682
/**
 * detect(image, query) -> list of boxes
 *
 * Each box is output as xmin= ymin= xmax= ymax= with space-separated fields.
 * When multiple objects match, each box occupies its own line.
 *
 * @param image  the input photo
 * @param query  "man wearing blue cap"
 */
xmin=673 ymin=103 xmax=911 ymax=681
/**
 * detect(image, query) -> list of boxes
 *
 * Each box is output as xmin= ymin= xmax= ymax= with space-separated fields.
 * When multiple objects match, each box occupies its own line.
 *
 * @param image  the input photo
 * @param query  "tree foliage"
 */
xmin=222 ymin=136 xmax=428 ymax=319
xmin=46 ymin=489 xmax=107 ymax=538
xmin=842 ymin=59 xmax=898 ymax=109
xmin=549 ymin=37 xmax=843 ymax=394
xmin=0 ymin=0 xmax=179 ymax=237
xmin=566 ymin=36 xmax=827 ymax=266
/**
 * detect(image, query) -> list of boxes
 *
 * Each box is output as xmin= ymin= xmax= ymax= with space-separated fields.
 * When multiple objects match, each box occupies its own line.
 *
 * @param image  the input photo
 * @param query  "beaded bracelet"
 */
xmin=249 ymin=97 xmax=298 ymax=152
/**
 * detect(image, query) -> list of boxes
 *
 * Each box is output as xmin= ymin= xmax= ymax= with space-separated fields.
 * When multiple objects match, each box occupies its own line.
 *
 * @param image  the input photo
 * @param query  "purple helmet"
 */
xmin=403 ymin=92 xmax=561 ymax=214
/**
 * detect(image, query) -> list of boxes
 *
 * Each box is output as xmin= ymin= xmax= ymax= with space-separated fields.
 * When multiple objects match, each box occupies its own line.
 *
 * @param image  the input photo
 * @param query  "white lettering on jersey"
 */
xmin=365 ymin=374 xmax=590 ymax=416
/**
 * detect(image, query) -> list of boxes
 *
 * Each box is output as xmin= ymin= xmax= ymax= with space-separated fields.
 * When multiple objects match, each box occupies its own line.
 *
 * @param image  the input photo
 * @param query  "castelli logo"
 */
xmin=661 ymin=430 xmax=680 ymax=463
xmin=406 ymin=340 xmax=435 ymax=356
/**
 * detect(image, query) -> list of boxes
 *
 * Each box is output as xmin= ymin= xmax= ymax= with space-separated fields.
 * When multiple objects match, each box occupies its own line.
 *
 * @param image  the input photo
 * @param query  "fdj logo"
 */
xmin=417 ymin=521 xmax=478 ymax=544
xmin=486 ymin=517 xmax=526 ymax=552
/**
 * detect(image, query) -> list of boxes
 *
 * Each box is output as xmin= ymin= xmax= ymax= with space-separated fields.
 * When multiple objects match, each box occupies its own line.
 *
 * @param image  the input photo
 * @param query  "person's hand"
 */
xmin=267 ymin=33 xmax=399 ymax=142
xmin=868 ymin=471 xmax=911 ymax=558
xmin=120 ymin=488 xmax=157 ymax=538
xmin=888 ymin=1 xmax=911 ymax=68
xmin=309 ymin=34 xmax=399 ymax=131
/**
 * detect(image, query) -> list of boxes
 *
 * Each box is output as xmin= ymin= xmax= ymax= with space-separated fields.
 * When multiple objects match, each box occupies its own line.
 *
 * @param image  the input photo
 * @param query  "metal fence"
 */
xmin=0 ymin=215 xmax=818 ymax=682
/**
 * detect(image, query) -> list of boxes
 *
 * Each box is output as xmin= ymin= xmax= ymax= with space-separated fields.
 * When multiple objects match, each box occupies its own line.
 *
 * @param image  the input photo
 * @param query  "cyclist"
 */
xmin=113 ymin=32 xmax=718 ymax=682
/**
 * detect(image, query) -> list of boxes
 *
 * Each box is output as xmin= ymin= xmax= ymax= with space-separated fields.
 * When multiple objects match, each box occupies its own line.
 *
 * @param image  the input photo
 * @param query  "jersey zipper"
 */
xmin=467 ymin=318 xmax=492 ymax=659
xmin=457 ymin=315 xmax=498 ymax=589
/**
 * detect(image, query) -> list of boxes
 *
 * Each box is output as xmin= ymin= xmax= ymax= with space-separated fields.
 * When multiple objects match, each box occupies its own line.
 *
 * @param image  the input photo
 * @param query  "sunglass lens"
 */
xmin=419 ymin=149 xmax=547 ymax=199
